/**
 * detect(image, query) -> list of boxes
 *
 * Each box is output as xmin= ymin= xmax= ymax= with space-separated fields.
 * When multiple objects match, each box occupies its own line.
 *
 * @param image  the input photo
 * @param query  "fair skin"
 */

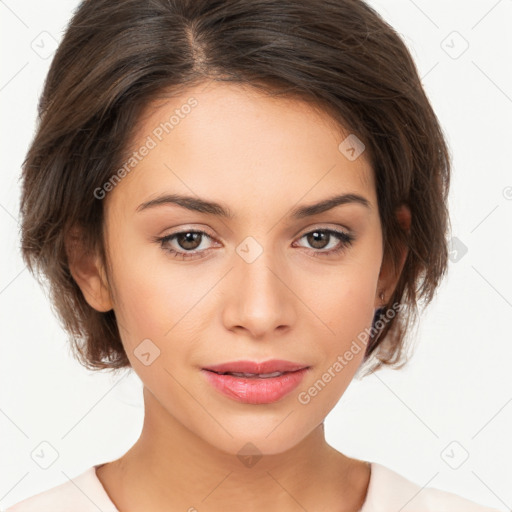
xmin=68 ymin=81 xmax=410 ymax=512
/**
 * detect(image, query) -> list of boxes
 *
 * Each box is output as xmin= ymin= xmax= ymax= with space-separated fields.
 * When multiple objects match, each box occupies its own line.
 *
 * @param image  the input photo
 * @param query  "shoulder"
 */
xmin=3 ymin=465 xmax=118 ymax=512
xmin=361 ymin=462 xmax=502 ymax=512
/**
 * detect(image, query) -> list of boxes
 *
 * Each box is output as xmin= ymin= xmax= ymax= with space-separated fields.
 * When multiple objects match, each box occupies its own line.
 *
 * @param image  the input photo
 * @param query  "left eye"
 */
xmin=155 ymin=228 xmax=354 ymax=260
xmin=294 ymin=228 xmax=354 ymax=256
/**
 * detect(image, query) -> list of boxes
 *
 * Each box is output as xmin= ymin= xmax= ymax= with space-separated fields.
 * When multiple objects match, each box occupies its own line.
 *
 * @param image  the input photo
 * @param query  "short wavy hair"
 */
xmin=20 ymin=0 xmax=450 ymax=377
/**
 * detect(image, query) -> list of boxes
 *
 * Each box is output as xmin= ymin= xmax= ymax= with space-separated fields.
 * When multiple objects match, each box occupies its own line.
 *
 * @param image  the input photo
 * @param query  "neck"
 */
xmin=96 ymin=386 xmax=370 ymax=512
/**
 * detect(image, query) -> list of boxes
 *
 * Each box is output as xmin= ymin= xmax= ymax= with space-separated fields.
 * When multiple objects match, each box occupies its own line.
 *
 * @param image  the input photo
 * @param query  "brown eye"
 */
xmin=295 ymin=228 xmax=354 ymax=257
xmin=175 ymin=232 xmax=203 ymax=250
xmin=156 ymin=230 xmax=216 ymax=260
xmin=306 ymin=231 xmax=331 ymax=249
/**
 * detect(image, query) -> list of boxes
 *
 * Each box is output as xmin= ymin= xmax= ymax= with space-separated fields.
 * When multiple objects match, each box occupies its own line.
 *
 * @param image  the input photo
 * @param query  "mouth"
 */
xmin=202 ymin=359 xmax=309 ymax=376
xmin=204 ymin=369 xmax=298 ymax=379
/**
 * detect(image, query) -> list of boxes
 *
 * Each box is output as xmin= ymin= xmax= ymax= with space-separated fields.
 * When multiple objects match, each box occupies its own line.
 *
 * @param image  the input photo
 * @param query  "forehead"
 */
xmin=106 ymin=81 xmax=376 ymax=218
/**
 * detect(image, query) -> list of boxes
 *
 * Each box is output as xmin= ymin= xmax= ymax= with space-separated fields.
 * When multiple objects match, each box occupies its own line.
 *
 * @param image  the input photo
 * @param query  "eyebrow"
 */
xmin=136 ymin=192 xmax=371 ymax=218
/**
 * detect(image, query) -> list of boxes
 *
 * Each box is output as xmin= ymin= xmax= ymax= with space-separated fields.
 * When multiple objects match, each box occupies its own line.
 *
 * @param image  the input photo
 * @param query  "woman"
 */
xmin=6 ymin=0 xmax=501 ymax=510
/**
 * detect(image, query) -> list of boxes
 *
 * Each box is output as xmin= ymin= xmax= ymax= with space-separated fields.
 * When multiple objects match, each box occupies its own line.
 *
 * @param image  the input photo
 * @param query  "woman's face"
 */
xmin=100 ymin=82 xmax=388 ymax=456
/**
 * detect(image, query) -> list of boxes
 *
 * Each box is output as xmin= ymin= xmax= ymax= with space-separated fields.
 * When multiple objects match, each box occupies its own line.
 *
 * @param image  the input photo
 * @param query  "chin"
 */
xmin=197 ymin=420 xmax=314 ymax=461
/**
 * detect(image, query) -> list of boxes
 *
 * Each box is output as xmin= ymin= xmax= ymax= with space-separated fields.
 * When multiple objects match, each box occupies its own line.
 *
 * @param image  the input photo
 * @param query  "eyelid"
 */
xmin=296 ymin=222 xmax=352 ymax=237
xmin=157 ymin=224 xmax=217 ymax=237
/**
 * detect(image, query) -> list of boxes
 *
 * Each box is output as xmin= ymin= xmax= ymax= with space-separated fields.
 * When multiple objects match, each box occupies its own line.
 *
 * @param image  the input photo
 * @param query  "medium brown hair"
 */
xmin=20 ymin=0 xmax=450 ymax=376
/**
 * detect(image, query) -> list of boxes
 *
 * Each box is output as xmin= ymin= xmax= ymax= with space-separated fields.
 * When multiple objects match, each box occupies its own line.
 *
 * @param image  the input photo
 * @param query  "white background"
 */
xmin=1 ymin=0 xmax=511 ymax=510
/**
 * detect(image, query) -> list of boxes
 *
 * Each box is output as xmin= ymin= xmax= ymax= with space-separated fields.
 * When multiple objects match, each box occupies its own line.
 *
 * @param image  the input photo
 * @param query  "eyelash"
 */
xmin=154 ymin=228 xmax=354 ymax=260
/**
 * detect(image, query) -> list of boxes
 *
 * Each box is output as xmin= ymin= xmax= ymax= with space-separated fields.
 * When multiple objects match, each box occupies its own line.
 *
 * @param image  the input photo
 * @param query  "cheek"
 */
xmin=307 ymin=279 xmax=376 ymax=378
xmin=308 ymin=250 xmax=382 ymax=345
xmin=327 ymin=271 xmax=378 ymax=328
xmin=298 ymin=266 xmax=380 ymax=410
xmin=109 ymin=240 xmax=216 ymax=351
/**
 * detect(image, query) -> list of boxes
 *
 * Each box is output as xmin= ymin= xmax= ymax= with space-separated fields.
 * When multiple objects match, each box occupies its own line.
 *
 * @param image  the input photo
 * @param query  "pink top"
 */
xmin=3 ymin=461 xmax=502 ymax=512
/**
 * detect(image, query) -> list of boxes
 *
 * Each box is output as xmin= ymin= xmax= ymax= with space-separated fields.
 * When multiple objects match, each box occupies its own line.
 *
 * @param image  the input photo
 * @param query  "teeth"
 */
xmin=224 ymin=371 xmax=284 ymax=378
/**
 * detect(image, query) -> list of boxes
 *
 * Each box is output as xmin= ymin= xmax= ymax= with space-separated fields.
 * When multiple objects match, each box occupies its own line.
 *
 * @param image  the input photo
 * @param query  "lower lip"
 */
xmin=201 ymin=368 xmax=309 ymax=404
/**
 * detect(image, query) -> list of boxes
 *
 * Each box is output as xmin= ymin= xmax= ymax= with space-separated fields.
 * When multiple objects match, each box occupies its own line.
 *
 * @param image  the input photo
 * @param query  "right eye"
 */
xmin=155 ymin=230 xmax=217 ymax=260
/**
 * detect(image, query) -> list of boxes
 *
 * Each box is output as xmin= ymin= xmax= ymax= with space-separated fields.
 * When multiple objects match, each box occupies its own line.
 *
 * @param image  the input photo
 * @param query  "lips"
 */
xmin=201 ymin=364 xmax=310 ymax=404
xmin=203 ymin=359 xmax=309 ymax=376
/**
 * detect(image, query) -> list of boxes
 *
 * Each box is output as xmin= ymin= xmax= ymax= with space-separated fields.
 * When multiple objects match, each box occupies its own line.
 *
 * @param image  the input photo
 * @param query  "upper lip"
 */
xmin=203 ymin=359 xmax=309 ymax=374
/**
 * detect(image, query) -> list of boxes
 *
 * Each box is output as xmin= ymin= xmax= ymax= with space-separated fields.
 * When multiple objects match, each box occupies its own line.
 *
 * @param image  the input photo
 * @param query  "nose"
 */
xmin=221 ymin=243 xmax=297 ymax=339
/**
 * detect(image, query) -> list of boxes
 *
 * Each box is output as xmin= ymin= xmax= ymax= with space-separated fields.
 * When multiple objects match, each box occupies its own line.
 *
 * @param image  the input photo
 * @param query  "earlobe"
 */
xmin=65 ymin=228 xmax=113 ymax=312
xmin=375 ymin=252 xmax=407 ymax=309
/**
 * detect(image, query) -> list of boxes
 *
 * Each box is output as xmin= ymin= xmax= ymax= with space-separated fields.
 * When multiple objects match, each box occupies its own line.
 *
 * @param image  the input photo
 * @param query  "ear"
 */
xmin=65 ymin=226 xmax=113 ymax=312
xmin=375 ymin=204 xmax=411 ymax=308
